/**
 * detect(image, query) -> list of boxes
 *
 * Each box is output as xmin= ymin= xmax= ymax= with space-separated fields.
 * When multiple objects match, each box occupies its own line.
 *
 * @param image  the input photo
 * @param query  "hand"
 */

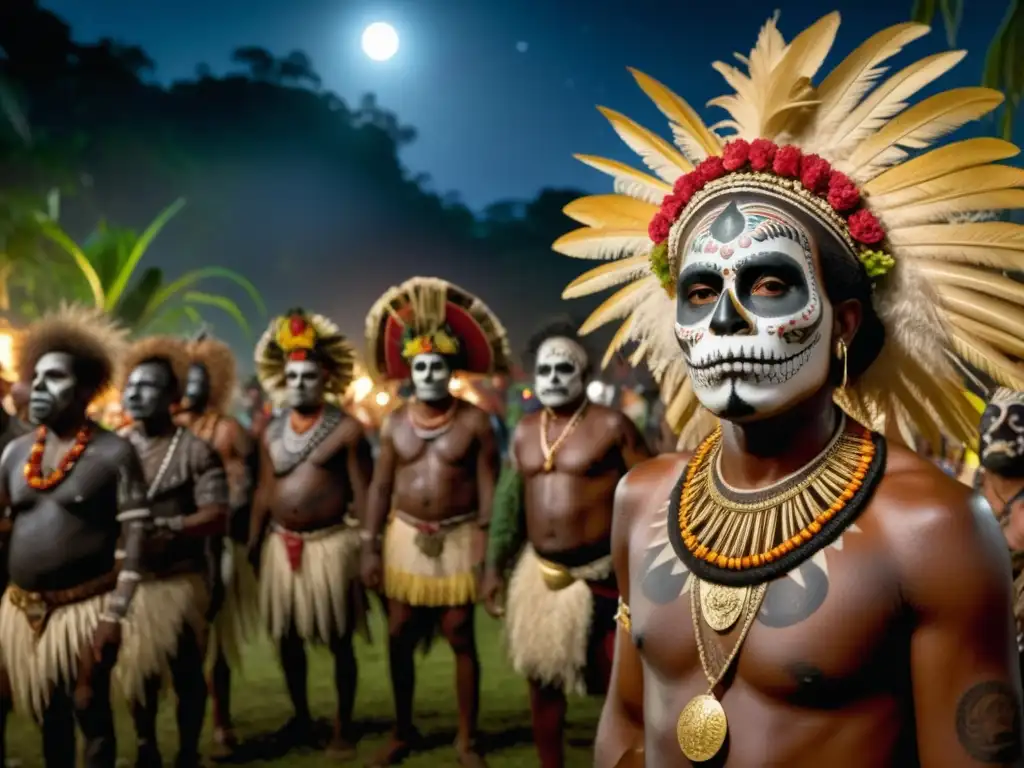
xmin=152 ymin=515 xmax=185 ymax=533
xmin=360 ymin=547 xmax=383 ymax=592
xmin=92 ymin=618 xmax=122 ymax=666
xmin=481 ymin=567 xmax=504 ymax=618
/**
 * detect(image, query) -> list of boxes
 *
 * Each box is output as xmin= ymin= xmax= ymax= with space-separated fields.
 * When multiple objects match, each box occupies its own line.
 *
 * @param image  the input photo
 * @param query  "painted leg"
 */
xmin=41 ymin=687 xmax=76 ymax=768
xmin=130 ymin=677 xmax=163 ymax=768
xmin=73 ymin=642 xmax=118 ymax=768
xmin=528 ymin=680 xmax=567 ymax=768
xmin=275 ymin=630 xmax=314 ymax=748
xmin=326 ymin=631 xmax=357 ymax=760
xmin=367 ymin=600 xmax=422 ymax=767
xmin=209 ymin=649 xmax=237 ymax=755
xmin=169 ymin=625 xmax=207 ymax=768
xmin=440 ymin=604 xmax=486 ymax=767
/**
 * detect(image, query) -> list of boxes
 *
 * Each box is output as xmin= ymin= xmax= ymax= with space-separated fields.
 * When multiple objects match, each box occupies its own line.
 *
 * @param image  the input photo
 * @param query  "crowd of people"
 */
xmin=3 ymin=9 xmax=1024 ymax=768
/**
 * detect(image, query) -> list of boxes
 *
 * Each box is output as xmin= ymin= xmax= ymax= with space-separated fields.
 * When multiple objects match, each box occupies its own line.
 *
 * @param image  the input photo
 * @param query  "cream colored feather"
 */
xmin=827 ymin=51 xmax=966 ymax=163
xmin=887 ymin=222 xmax=1024 ymax=269
xmin=872 ymin=165 xmax=1024 ymax=209
xmin=561 ymin=254 xmax=651 ymax=299
xmin=573 ymin=154 xmax=671 ymax=205
xmin=602 ymin=316 xmax=637 ymax=370
xmin=562 ymin=195 xmax=657 ymax=229
xmin=863 ymin=137 xmax=1019 ymax=196
xmin=915 ymin=262 xmax=1024 ymax=305
xmin=597 ymin=107 xmax=692 ymax=182
xmin=809 ymin=22 xmax=929 ymax=144
xmin=627 ymin=68 xmax=722 ymax=162
xmin=882 ymin=190 xmax=1024 ymax=228
xmin=946 ymin=312 xmax=1024 ymax=359
xmin=937 ymin=286 xmax=1024 ymax=340
xmin=579 ymin=277 xmax=660 ymax=336
xmin=950 ymin=329 xmax=1024 ymax=390
xmin=846 ymin=87 xmax=1004 ymax=176
xmin=552 ymin=228 xmax=651 ymax=261
xmin=897 ymin=245 xmax=1024 ymax=271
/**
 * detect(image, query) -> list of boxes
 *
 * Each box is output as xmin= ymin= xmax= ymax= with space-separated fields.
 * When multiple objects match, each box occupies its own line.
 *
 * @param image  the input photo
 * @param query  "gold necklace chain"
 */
xmin=676 ymin=579 xmax=767 ymax=762
xmin=540 ymin=400 xmax=588 ymax=472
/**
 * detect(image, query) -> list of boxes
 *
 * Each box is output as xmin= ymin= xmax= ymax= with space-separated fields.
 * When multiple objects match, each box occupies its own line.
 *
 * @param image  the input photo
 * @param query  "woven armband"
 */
xmin=485 ymin=462 xmax=526 ymax=572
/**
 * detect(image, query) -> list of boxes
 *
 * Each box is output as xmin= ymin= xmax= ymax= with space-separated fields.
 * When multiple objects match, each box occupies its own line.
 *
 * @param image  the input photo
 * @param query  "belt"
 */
xmin=8 ymin=568 xmax=120 ymax=636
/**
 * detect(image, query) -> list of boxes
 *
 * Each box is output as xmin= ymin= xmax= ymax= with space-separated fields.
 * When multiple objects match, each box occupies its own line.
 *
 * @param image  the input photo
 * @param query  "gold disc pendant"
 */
xmin=677 ymin=693 xmax=728 ymax=762
xmin=542 ymin=456 xmax=554 ymax=472
xmin=699 ymin=580 xmax=750 ymax=632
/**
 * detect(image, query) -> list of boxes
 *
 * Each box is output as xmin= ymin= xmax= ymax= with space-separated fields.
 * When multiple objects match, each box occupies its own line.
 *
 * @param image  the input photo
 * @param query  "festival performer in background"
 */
xmin=0 ymin=306 xmax=149 ymax=768
xmin=552 ymin=13 xmax=1024 ymax=767
xmin=116 ymin=336 xmax=229 ymax=768
xmin=248 ymin=309 xmax=372 ymax=759
xmin=362 ymin=277 xmax=509 ymax=767
xmin=482 ymin=318 xmax=649 ymax=768
xmin=974 ymin=388 xmax=1024 ymax=673
xmin=175 ymin=330 xmax=258 ymax=756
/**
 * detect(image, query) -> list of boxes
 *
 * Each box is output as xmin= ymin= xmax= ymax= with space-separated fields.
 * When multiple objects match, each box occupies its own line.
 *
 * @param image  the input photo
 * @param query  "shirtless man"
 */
xmin=116 ymin=336 xmax=229 ymax=768
xmin=175 ymin=331 xmax=257 ymax=755
xmin=248 ymin=309 xmax=372 ymax=759
xmin=361 ymin=276 xmax=510 ymax=766
xmin=481 ymin=319 xmax=649 ymax=768
xmin=549 ymin=14 xmax=1024 ymax=765
xmin=0 ymin=306 xmax=150 ymax=768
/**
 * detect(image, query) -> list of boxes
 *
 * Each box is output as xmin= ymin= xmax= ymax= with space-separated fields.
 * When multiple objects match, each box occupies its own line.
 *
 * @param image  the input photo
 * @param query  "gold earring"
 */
xmin=835 ymin=339 xmax=848 ymax=390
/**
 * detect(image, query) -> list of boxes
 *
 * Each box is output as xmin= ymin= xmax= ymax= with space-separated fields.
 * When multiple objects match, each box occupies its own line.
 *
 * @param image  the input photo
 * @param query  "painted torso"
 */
xmin=4 ymin=429 xmax=146 ymax=592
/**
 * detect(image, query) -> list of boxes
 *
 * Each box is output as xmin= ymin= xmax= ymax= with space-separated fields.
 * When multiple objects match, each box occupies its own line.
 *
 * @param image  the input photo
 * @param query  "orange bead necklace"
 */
xmin=23 ymin=423 xmax=94 ymax=491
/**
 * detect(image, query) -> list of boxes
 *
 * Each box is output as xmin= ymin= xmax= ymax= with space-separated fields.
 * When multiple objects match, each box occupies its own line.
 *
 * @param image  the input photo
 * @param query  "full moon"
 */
xmin=362 ymin=22 xmax=399 ymax=62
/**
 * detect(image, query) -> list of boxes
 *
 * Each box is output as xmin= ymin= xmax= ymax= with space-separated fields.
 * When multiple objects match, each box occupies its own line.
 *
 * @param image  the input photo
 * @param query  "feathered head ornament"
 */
xmin=254 ymin=309 xmax=355 ymax=395
xmin=184 ymin=329 xmax=237 ymax=413
xmin=119 ymin=336 xmax=192 ymax=400
xmin=365 ymin=277 xmax=512 ymax=383
xmin=555 ymin=12 xmax=1024 ymax=450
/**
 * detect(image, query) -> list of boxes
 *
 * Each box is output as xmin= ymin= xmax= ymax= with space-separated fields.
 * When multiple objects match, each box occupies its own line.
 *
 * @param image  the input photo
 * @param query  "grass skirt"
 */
xmin=208 ymin=542 xmax=259 ymax=671
xmin=382 ymin=514 xmax=477 ymax=607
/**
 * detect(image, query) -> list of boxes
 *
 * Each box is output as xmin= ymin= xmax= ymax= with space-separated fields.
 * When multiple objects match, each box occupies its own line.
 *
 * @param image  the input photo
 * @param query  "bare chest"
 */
xmin=517 ymin=419 xmax=622 ymax=477
xmin=393 ymin=419 xmax=476 ymax=468
xmin=631 ymin=510 xmax=905 ymax=710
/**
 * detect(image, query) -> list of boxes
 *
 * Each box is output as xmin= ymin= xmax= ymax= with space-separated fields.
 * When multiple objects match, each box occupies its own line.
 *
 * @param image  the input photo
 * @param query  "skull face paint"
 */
xmin=123 ymin=361 xmax=176 ymax=422
xmin=284 ymin=359 xmax=325 ymax=411
xmin=535 ymin=337 xmax=586 ymax=408
xmin=980 ymin=388 xmax=1024 ymax=477
xmin=29 ymin=351 xmax=78 ymax=426
xmin=410 ymin=353 xmax=451 ymax=402
xmin=674 ymin=201 xmax=833 ymax=421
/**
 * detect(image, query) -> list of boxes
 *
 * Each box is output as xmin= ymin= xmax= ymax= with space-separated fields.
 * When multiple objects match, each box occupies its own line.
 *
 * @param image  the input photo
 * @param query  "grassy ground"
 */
xmin=5 ymin=609 xmax=599 ymax=767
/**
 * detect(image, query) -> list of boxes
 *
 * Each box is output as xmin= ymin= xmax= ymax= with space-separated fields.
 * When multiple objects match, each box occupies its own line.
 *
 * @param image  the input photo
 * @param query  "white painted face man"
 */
xmin=674 ymin=200 xmax=834 ymax=422
xmin=534 ymin=337 xmax=587 ymax=409
xmin=29 ymin=351 xmax=79 ymax=427
xmin=410 ymin=353 xmax=452 ymax=402
xmin=283 ymin=358 xmax=325 ymax=412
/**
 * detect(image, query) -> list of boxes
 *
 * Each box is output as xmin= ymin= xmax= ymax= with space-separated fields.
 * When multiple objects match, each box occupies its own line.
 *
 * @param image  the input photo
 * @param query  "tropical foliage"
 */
xmin=9 ymin=198 xmax=265 ymax=336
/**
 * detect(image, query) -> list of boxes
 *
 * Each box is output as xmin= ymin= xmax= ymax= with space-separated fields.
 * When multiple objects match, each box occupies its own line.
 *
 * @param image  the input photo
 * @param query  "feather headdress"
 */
xmin=254 ymin=309 xmax=355 ymax=396
xmin=555 ymin=12 xmax=1024 ymax=450
xmin=365 ymin=277 xmax=512 ymax=383
xmin=184 ymin=330 xmax=238 ymax=414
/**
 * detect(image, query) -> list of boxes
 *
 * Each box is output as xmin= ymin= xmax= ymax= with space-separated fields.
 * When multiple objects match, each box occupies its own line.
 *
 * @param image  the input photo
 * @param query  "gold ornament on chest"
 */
xmin=698 ymin=580 xmax=749 ymax=632
xmin=539 ymin=400 xmax=588 ymax=472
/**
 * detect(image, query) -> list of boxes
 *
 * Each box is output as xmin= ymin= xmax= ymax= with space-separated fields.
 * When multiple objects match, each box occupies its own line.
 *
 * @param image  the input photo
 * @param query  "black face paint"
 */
xmin=183 ymin=363 xmax=210 ymax=412
xmin=123 ymin=361 xmax=175 ymax=422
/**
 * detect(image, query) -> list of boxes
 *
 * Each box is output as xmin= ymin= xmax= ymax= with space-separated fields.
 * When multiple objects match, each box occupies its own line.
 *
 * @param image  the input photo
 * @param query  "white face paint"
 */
xmin=283 ymin=359 xmax=324 ymax=411
xmin=410 ymin=352 xmax=451 ymax=402
xmin=29 ymin=351 xmax=78 ymax=426
xmin=534 ymin=337 xmax=586 ymax=408
xmin=980 ymin=388 xmax=1024 ymax=476
xmin=674 ymin=201 xmax=833 ymax=422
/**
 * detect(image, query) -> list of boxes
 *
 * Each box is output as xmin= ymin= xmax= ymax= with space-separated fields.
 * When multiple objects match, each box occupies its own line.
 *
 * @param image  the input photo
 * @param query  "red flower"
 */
xmin=673 ymin=172 xmax=701 ymax=202
xmin=722 ymin=140 xmax=750 ymax=171
xmin=773 ymin=145 xmax=801 ymax=178
xmin=800 ymin=154 xmax=831 ymax=194
xmin=649 ymin=212 xmax=671 ymax=243
xmin=847 ymin=209 xmax=886 ymax=245
xmin=749 ymin=139 xmax=777 ymax=171
xmin=696 ymin=156 xmax=726 ymax=184
xmin=660 ymin=193 xmax=685 ymax=221
xmin=827 ymin=171 xmax=861 ymax=212
xmin=289 ymin=315 xmax=307 ymax=335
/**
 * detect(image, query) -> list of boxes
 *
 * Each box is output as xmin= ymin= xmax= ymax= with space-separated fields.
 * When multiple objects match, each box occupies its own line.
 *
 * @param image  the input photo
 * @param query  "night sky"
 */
xmin=39 ymin=0 xmax=1014 ymax=364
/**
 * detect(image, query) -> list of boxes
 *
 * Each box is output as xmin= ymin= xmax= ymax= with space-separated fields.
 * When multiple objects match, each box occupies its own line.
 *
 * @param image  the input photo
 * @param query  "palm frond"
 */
xmin=104 ymin=198 xmax=187 ymax=311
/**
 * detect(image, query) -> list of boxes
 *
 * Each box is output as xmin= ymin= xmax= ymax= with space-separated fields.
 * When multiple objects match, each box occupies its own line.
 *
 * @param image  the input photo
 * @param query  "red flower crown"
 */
xmin=647 ymin=138 xmax=894 ymax=297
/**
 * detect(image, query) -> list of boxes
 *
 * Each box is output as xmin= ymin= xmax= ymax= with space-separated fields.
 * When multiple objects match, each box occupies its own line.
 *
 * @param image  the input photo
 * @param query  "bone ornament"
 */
xmin=674 ymin=201 xmax=833 ymax=422
xmin=410 ymin=352 xmax=452 ymax=402
xmin=534 ymin=337 xmax=587 ymax=409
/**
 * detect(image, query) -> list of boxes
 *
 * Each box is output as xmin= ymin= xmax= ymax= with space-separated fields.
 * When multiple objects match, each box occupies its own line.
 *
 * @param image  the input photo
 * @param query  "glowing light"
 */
xmin=351 ymin=376 xmax=374 ymax=402
xmin=449 ymin=376 xmax=464 ymax=392
xmin=586 ymin=380 xmax=605 ymax=401
xmin=522 ymin=388 xmax=533 ymax=400
xmin=362 ymin=22 xmax=399 ymax=62
xmin=0 ymin=331 xmax=13 ymax=376
xmin=375 ymin=391 xmax=390 ymax=406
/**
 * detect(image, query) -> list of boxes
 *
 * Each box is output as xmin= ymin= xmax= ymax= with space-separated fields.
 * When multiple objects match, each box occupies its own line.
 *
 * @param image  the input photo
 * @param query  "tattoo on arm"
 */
xmin=955 ymin=680 xmax=1023 ymax=763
